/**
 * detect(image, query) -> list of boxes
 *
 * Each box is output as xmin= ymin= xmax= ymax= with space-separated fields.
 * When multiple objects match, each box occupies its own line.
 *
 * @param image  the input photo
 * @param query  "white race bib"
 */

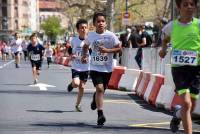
xmin=171 ymin=50 xmax=198 ymax=66
xmin=91 ymin=52 xmax=109 ymax=65
xmin=31 ymin=54 xmax=40 ymax=61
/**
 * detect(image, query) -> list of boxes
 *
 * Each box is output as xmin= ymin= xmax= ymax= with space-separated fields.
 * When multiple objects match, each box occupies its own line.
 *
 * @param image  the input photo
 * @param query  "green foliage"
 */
xmin=40 ymin=16 xmax=63 ymax=40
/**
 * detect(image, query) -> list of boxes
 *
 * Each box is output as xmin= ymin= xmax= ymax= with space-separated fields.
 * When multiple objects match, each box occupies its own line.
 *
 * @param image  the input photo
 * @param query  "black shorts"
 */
xmin=47 ymin=57 xmax=52 ymax=62
xmin=90 ymin=71 xmax=112 ymax=90
xmin=23 ymin=50 xmax=28 ymax=56
xmin=31 ymin=60 xmax=42 ymax=70
xmin=71 ymin=69 xmax=88 ymax=82
xmin=172 ymin=66 xmax=200 ymax=99
xmin=3 ymin=52 xmax=9 ymax=55
xmin=14 ymin=51 xmax=20 ymax=56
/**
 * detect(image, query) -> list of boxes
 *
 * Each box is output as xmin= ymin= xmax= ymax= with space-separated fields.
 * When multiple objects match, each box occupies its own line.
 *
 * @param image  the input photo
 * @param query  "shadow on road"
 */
xmin=0 ymin=83 xmax=31 ymax=86
xmin=27 ymin=110 xmax=77 ymax=113
xmin=128 ymin=93 xmax=172 ymax=116
xmin=30 ymin=121 xmax=174 ymax=131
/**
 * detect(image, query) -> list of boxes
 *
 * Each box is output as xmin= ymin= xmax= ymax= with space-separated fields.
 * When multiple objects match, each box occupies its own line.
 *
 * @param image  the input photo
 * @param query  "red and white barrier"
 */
xmin=63 ymin=56 xmax=72 ymax=66
xmin=143 ymin=74 xmax=157 ymax=101
xmin=143 ymin=74 xmax=164 ymax=105
xmin=148 ymin=74 xmax=164 ymax=105
xmin=118 ymin=69 xmax=141 ymax=91
xmin=108 ymin=66 xmax=126 ymax=90
xmin=136 ymin=72 xmax=151 ymax=97
xmin=61 ymin=57 xmax=67 ymax=65
xmin=155 ymin=64 xmax=175 ymax=110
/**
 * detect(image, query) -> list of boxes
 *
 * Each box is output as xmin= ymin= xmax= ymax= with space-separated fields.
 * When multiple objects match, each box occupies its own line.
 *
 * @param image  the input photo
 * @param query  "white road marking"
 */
xmin=0 ymin=60 xmax=15 ymax=69
xmin=29 ymin=83 xmax=56 ymax=91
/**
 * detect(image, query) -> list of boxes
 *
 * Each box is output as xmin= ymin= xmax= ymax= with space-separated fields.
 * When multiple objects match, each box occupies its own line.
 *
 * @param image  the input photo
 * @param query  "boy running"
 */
xmin=159 ymin=0 xmax=200 ymax=134
xmin=82 ymin=12 xmax=121 ymax=126
xmin=67 ymin=19 xmax=89 ymax=112
xmin=27 ymin=33 xmax=45 ymax=84
xmin=44 ymin=41 xmax=53 ymax=68
xmin=10 ymin=33 xmax=22 ymax=68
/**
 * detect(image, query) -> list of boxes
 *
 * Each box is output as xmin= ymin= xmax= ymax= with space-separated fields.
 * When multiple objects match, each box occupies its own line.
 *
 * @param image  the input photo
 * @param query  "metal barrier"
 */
xmin=121 ymin=47 xmax=171 ymax=74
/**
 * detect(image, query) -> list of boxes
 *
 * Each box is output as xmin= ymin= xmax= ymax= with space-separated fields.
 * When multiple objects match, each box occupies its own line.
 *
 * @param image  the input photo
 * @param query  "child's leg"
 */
xmin=180 ymin=92 xmax=193 ymax=134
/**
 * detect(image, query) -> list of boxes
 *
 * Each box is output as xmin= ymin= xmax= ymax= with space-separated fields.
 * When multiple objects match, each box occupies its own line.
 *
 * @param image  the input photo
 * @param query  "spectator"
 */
xmin=119 ymin=28 xmax=131 ymax=48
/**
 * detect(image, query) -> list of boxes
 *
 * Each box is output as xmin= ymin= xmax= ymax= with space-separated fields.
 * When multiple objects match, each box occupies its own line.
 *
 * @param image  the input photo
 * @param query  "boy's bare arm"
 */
xmin=159 ymin=36 xmax=170 ymax=58
xmin=81 ymin=44 xmax=89 ymax=63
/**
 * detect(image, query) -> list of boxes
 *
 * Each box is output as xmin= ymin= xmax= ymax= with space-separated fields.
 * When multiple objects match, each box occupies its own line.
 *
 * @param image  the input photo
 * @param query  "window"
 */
xmin=22 ymin=1 xmax=28 ymax=6
xmin=2 ymin=7 xmax=7 ymax=17
xmin=15 ymin=20 xmax=19 ymax=30
xmin=14 ymin=6 xmax=18 ymax=17
xmin=14 ymin=0 xmax=18 ymax=4
xmin=23 ymin=13 xmax=28 ymax=18
xmin=2 ymin=0 xmax=7 ymax=4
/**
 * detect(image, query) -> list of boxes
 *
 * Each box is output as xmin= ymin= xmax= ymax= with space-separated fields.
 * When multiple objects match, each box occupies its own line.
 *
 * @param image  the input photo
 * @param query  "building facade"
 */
xmin=39 ymin=0 xmax=68 ymax=30
xmin=0 ymin=0 xmax=40 ymax=34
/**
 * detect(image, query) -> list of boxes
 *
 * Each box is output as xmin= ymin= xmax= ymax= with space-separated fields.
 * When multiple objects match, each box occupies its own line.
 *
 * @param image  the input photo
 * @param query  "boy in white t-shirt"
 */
xmin=82 ymin=12 xmax=121 ymax=126
xmin=10 ymin=33 xmax=22 ymax=68
xmin=44 ymin=41 xmax=53 ymax=68
xmin=67 ymin=19 xmax=89 ymax=112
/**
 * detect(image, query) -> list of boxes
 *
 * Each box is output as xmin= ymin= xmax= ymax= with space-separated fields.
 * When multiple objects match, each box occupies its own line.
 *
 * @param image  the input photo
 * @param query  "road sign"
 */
xmin=122 ymin=12 xmax=131 ymax=26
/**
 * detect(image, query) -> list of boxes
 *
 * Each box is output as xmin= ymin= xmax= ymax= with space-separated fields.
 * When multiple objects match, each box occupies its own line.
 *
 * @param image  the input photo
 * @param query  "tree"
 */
xmin=60 ymin=0 xmax=107 ymax=34
xmin=40 ymin=16 xmax=64 ymax=41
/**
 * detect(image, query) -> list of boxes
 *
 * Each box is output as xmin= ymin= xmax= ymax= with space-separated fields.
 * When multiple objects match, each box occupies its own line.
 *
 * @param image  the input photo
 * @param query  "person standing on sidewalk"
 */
xmin=27 ymin=33 xmax=45 ymax=84
xmin=159 ymin=0 xmax=200 ymax=134
xmin=67 ymin=19 xmax=89 ymax=112
xmin=82 ymin=11 xmax=121 ymax=126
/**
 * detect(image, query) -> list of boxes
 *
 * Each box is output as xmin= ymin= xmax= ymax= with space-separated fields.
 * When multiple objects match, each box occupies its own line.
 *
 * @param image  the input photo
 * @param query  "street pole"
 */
xmin=126 ymin=0 xmax=128 ymax=13
xmin=125 ymin=0 xmax=128 ymax=28
xmin=171 ymin=0 xmax=174 ymax=20
xmin=106 ymin=0 xmax=114 ymax=31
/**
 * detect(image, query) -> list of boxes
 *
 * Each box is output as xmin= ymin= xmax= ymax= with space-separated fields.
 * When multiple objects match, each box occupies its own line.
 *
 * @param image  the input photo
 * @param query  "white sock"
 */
xmin=175 ymin=109 xmax=181 ymax=119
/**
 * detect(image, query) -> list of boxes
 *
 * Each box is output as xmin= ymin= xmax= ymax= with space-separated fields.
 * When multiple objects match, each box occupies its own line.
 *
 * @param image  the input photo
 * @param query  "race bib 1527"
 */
xmin=171 ymin=50 xmax=198 ymax=66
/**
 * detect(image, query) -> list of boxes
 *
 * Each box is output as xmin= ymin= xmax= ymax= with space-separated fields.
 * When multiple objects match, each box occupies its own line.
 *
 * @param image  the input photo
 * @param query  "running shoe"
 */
xmin=34 ymin=79 xmax=38 ymax=84
xmin=67 ymin=83 xmax=73 ymax=92
xmin=97 ymin=115 xmax=106 ymax=126
xmin=170 ymin=105 xmax=181 ymax=133
xmin=91 ymin=92 xmax=96 ymax=110
xmin=16 ymin=64 xmax=19 ymax=68
xmin=75 ymin=105 xmax=82 ymax=112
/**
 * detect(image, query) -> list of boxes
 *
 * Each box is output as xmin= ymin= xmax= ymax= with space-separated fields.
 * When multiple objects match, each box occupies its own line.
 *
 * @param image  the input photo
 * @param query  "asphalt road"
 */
xmin=0 ymin=59 xmax=199 ymax=134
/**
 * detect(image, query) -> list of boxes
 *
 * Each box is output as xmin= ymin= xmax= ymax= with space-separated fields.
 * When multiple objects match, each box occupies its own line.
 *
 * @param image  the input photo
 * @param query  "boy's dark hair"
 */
xmin=175 ymin=0 xmax=198 ymax=8
xmin=92 ymin=11 xmax=106 ymax=24
xmin=14 ymin=32 xmax=19 ymax=37
xmin=76 ymin=19 xmax=88 ymax=30
xmin=30 ymin=33 xmax=37 ymax=40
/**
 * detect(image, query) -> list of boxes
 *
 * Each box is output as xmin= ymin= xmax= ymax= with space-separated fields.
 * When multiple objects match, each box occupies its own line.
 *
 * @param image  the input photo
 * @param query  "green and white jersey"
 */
xmin=85 ymin=30 xmax=120 ymax=72
xmin=162 ymin=18 xmax=200 ymax=66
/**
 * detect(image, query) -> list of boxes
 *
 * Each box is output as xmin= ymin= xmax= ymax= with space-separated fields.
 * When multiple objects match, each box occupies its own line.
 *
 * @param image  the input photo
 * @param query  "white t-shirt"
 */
xmin=10 ymin=38 xmax=22 ymax=53
xmin=85 ymin=30 xmax=120 ymax=72
xmin=21 ymin=40 xmax=29 ymax=51
xmin=71 ymin=36 xmax=89 ymax=72
xmin=3 ymin=45 xmax=10 ymax=53
xmin=45 ymin=47 xmax=53 ymax=58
